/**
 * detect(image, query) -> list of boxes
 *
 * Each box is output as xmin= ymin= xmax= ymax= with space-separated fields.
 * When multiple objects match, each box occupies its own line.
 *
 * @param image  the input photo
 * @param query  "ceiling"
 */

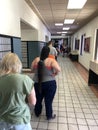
xmin=25 ymin=0 xmax=98 ymax=36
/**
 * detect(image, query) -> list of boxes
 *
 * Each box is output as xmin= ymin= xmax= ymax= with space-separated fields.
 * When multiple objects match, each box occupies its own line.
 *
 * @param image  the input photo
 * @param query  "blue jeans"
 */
xmin=34 ymin=80 xmax=57 ymax=119
xmin=0 ymin=121 xmax=32 ymax=130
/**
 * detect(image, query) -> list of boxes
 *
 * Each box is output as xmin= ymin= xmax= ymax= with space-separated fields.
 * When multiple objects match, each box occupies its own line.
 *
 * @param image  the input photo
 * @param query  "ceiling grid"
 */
xmin=25 ymin=0 xmax=98 ymax=35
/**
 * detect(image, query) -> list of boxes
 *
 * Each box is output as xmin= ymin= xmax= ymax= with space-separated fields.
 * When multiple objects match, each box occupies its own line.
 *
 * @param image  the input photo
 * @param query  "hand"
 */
xmin=52 ymin=72 xmax=58 ymax=76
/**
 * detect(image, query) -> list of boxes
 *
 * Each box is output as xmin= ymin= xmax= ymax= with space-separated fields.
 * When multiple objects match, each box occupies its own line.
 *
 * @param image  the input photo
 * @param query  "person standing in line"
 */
xmin=31 ymin=46 xmax=61 ymax=120
xmin=0 ymin=52 xmax=36 ymax=130
xmin=47 ymin=40 xmax=58 ymax=60
xmin=61 ymin=43 xmax=68 ymax=57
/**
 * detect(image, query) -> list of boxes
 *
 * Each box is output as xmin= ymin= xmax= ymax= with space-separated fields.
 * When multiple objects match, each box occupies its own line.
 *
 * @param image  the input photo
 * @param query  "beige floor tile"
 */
xmin=25 ymin=56 xmax=98 ymax=130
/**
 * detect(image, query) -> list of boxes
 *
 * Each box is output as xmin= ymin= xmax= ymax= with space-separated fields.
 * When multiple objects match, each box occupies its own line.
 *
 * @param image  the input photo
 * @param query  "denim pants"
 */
xmin=0 ymin=121 xmax=32 ymax=130
xmin=34 ymin=80 xmax=57 ymax=119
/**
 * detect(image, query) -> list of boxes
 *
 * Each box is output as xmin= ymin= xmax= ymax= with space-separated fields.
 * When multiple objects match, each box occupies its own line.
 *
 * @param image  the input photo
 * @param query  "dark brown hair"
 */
xmin=47 ymin=40 xmax=53 ymax=46
xmin=38 ymin=46 xmax=50 ymax=92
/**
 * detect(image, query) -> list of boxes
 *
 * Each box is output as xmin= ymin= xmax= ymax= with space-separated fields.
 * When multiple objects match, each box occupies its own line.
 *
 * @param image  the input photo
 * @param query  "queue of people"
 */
xmin=0 ymin=44 xmax=61 ymax=130
xmin=47 ymin=40 xmax=71 ymax=58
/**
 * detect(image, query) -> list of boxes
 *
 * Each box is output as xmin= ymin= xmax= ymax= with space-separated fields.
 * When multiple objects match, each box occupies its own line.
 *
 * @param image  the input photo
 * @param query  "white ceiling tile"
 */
xmin=25 ymin=0 xmax=98 ymax=35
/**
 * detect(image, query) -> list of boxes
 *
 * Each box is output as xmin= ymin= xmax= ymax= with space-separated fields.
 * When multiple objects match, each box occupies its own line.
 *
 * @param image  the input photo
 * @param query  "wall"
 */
xmin=12 ymin=37 xmax=22 ymax=60
xmin=27 ymin=41 xmax=46 ymax=68
xmin=72 ymin=16 xmax=98 ymax=70
xmin=51 ymin=35 xmax=68 ymax=39
xmin=21 ymin=29 xmax=38 ymax=41
xmin=0 ymin=0 xmax=51 ymax=41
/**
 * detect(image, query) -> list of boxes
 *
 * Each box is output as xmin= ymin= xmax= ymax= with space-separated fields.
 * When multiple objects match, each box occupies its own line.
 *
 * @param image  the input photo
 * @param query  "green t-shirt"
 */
xmin=0 ymin=73 xmax=34 ymax=124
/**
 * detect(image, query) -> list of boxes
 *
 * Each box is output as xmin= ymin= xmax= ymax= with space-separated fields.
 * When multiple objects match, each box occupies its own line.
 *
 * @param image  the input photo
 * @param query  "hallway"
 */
xmin=29 ymin=56 xmax=98 ymax=130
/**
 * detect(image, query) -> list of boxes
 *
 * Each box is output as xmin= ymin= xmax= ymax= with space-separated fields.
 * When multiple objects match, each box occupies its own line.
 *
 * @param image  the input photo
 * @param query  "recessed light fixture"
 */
xmin=62 ymin=31 xmax=67 ymax=33
xmin=64 ymin=19 xmax=74 ymax=24
xmin=57 ymin=32 xmax=62 ymax=34
xmin=63 ymin=27 xmax=70 ymax=30
xmin=55 ymin=23 xmax=63 ymax=26
xmin=61 ymin=34 xmax=66 ymax=36
xmin=67 ymin=0 xmax=87 ymax=9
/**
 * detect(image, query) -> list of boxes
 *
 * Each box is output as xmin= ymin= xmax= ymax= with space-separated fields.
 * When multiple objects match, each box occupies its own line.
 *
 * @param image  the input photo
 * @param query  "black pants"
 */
xmin=34 ymin=80 xmax=57 ymax=119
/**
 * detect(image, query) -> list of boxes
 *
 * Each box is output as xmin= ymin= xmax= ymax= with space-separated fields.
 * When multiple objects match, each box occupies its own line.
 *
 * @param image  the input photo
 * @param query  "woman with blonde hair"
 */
xmin=0 ymin=52 xmax=36 ymax=130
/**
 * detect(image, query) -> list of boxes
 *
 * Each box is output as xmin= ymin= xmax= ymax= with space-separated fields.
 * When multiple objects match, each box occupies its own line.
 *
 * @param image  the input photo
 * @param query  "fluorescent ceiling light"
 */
xmin=57 ymin=32 xmax=62 ymax=34
xmin=64 ymin=19 xmax=74 ymax=24
xmin=63 ymin=27 xmax=70 ymax=30
xmin=62 ymin=31 xmax=67 ymax=33
xmin=67 ymin=0 xmax=87 ymax=9
xmin=62 ymin=34 xmax=66 ymax=36
xmin=55 ymin=23 xmax=63 ymax=26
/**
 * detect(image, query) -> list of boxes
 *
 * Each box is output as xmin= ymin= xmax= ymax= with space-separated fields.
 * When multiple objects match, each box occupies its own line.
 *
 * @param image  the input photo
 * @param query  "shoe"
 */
xmin=47 ymin=114 xmax=56 ymax=120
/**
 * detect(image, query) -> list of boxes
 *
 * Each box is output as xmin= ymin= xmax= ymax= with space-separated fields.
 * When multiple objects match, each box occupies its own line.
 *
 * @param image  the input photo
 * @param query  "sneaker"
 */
xmin=47 ymin=114 xmax=56 ymax=120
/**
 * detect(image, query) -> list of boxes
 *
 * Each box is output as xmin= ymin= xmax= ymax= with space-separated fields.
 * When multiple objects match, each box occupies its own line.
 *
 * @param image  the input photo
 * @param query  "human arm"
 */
xmin=31 ymin=59 xmax=35 ymax=73
xmin=51 ymin=59 xmax=61 ymax=75
xmin=27 ymin=87 xmax=36 ymax=106
xmin=24 ymin=75 xmax=36 ymax=105
xmin=31 ymin=57 xmax=39 ymax=73
xmin=54 ymin=47 xmax=58 ymax=56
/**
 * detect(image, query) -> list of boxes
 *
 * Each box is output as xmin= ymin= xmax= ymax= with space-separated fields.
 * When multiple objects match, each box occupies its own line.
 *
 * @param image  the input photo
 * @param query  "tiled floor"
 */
xmin=27 ymin=56 xmax=98 ymax=130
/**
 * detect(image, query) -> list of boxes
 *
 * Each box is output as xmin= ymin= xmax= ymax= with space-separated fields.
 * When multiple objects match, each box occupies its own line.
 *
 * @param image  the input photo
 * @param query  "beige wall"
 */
xmin=0 ymin=0 xmax=51 ymax=41
xmin=21 ymin=29 xmax=38 ymax=41
xmin=72 ymin=17 xmax=98 ymax=70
